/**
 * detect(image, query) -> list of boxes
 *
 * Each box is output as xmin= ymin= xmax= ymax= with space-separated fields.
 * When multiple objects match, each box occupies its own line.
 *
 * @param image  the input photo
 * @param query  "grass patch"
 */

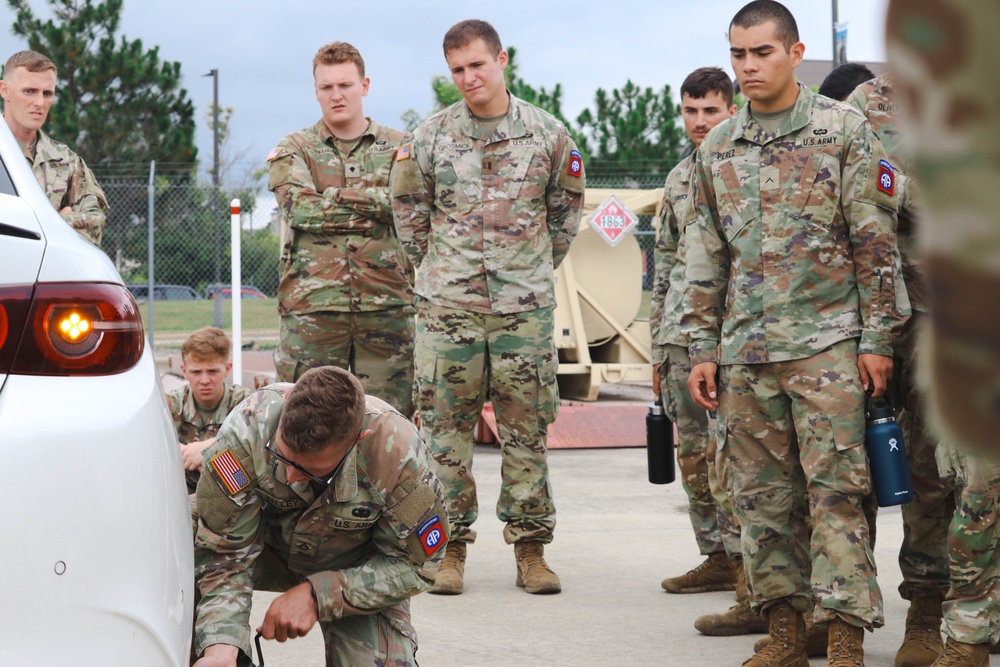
xmin=138 ymin=297 xmax=279 ymax=334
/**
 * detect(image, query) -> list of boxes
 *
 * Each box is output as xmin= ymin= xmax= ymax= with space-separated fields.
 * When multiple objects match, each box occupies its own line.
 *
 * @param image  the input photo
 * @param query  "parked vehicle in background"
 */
xmin=127 ymin=283 xmax=202 ymax=301
xmin=0 ymin=121 xmax=193 ymax=666
xmin=204 ymin=283 xmax=268 ymax=299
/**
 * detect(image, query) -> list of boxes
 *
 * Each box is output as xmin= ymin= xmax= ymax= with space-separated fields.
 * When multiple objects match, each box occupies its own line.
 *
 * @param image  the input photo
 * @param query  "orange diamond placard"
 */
xmin=588 ymin=194 xmax=638 ymax=247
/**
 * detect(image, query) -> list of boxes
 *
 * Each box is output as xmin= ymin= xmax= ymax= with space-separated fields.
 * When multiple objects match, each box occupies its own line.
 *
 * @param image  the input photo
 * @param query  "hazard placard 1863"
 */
xmin=588 ymin=194 xmax=639 ymax=247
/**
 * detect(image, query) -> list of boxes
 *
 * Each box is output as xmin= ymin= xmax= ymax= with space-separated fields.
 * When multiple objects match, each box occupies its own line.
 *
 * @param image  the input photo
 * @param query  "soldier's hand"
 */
xmin=688 ymin=362 xmax=719 ymax=411
xmin=652 ymin=363 xmax=661 ymax=398
xmin=181 ymin=439 xmax=213 ymax=472
xmin=191 ymin=643 xmax=239 ymax=667
xmin=858 ymin=353 xmax=894 ymax=398
xmin=259 ymin=581 xmax=318 ymax=642
xmin=59 ymin=206 xmax=72 ymax=215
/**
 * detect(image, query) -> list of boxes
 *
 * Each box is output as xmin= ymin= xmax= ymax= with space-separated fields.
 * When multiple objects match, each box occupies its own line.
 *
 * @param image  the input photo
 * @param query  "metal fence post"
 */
xmin=147 ymin=160 xmax=156 ymax=348
xmin=231 ymin=198 xmax=242 ymax=385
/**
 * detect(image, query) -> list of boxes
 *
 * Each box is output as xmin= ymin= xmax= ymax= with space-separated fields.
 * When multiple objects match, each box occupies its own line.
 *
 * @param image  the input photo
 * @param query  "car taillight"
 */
xmin=0 ymin=286 xmax=34 ymax=374
xmin=7 ymin=283 xmax=144 ymax=376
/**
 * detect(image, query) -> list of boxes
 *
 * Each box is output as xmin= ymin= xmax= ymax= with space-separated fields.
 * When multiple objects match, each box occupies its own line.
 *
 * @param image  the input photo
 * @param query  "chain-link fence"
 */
xmin=92 ymin=163 xmax=668 ymax=349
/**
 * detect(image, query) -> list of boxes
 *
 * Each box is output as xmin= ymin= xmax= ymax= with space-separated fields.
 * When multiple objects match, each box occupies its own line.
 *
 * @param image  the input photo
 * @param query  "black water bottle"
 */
xmin=864 ymin=391 xmax=914 ymax=506
xmin=647 ymin=400 xmax=675 ymax=484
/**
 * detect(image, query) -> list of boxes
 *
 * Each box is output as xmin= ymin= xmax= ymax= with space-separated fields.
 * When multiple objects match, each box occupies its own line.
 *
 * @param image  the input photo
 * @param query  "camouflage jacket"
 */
xmin=267 ymin=119 xmax=414 ymax=315
xmin=193 ymin=386 xmax=448 ymax=658
xmin=650 ymin=153 xmax=696 ymax=362
xmin=166 ymin=382 xmax=252 ymax=491
xmin=390 ymin=92 xmax=585 ymax=314
xmin=22 ymin=131 xmax=108 ymax=246
xmin=848 ymin=73 xmax=925 ymax=312
xmin=682 ymin=84 xmax=909 ymax=367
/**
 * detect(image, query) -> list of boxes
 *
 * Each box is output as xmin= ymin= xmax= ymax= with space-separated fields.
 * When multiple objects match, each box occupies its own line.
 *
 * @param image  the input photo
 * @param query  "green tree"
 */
xmin=8 ymin=0 xmax=198 ymax=263
xmin=575 ymin=81 xmax=685 ymax=184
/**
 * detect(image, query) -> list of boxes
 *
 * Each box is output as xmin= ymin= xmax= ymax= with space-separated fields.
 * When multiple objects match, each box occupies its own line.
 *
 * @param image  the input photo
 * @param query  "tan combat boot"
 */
xmin=741 ymin=600 xmax=808 ymax=667
xmin=694 ymin=560 xmax=768 ymax=636
xmin=754 ymin=617 xmax=830 ymax=657
xmin=514 ymin=541 xmax=561 ymax=594
xmin=429 ymin=542 xmax=466 ymax=595
xmin=661 ymin=552 xmax=738 ymax=594
xmin=895 ymin=591 xmax=945 ymax=667
xmin=930 ymin=638 xmax=989 ymax=667
xmin=828 ymin=617 xmax=866 ymax=667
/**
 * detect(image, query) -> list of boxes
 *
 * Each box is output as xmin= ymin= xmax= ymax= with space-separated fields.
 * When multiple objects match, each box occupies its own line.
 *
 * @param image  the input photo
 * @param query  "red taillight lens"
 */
xmin=0 ymin=286 xmax=34 ymax=374
xmin=10 ymin=283 xmax=145 ymax=376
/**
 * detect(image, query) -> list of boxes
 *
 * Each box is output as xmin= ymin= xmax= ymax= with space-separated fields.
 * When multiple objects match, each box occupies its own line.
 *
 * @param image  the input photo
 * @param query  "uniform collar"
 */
xmin=731 ymin=83 xmax=814 ymax=145
xmin=181 ymin=382 xmax=237 ymax=427
xmin=316 ymin=117 xmax=379 ymax=147
xmin=456 ymin=90 xmax=529 ymax=143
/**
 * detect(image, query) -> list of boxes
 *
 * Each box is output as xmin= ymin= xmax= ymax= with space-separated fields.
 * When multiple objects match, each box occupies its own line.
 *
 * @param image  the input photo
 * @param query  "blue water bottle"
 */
xmin=864 ymin=390 xmax=914 ymax=507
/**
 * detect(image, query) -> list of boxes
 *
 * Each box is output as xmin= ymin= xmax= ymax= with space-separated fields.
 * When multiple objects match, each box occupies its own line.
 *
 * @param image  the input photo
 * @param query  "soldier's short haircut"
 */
xmin=313 ymin=41 xmax=365 ymax=78
xmin=3 ymin=50 xmax=56 ymax=79
xmin=819 ymin=62 xmax=876 ymax=102
xmin=681 ymin=67 xmax=736 ymax=108
xmin=280 ymin=366 xmax=365 ymax=454
xmin=181 ymin=326 xmax=232 ymax=363
xmin=730 ymin=0 xmax=800 ymax=51
xmin=442 ymin=19 xmax=503 ymax=58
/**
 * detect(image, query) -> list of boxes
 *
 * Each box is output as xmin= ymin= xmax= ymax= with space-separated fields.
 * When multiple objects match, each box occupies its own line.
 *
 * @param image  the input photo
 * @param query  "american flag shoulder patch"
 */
xmin=209 ymin=449 xmax=252 ymax=495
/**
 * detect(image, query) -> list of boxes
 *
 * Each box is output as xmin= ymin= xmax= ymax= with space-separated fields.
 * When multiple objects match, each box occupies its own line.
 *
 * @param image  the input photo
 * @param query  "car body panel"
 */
xmin=0 ymin=120 xmax=193 ymax=665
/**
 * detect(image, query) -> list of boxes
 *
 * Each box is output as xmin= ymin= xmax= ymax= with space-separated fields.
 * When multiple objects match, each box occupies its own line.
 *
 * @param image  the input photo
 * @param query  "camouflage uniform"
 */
xmin=935 ymin=442 xmax=1000 ymax=646
xmin=682 ymin=84 xmax=909 ymax=628
xmin=21 ymin=130 xmax=108 ymax=246
xmin=165 ymin=382 xmax=252 ymax=493
xmin=884 ymin=0 xmax=1000 ymax=457
xmin=650 ymin=153 xmax=740 ymax=558
xmin=848 ymin=73 xmax=955 ymax=603
xmin=268 ymin=119 xmax=415 ymax=415
xmin=193 ymin=386 xmax=448 ymax=665
xmin=390 ymin=93 xmax=585 ymax=545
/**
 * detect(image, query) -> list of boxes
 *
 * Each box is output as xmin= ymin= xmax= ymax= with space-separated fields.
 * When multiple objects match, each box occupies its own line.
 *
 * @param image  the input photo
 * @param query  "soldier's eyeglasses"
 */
xmin=265 ymin=425 xmax=361 ymax=487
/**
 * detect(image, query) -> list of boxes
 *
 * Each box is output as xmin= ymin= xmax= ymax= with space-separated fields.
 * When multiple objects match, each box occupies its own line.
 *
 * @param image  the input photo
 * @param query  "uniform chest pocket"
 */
xmin=434 ymin=144 xmax=481 ymax=209
xmin=717 ymin=163 xmax=756 ymax=244
xmin=496 ymin=146 xmax=542 ymax=201
xmin=786 ymin=152 xmax=840 ymax=225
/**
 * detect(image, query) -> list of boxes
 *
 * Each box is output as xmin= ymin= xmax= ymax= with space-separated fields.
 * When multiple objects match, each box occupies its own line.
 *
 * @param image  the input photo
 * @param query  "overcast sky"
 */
xmin=2 ymin=0 xmax=889 ymax=181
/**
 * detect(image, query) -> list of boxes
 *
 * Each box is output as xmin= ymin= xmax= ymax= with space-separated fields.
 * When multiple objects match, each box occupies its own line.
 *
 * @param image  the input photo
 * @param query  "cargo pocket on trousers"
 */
xmin=535 ymin=348 xmax=559 ymax=429
xmin=829 ymin=404 xmax=872 ymax=497
xmin=414 ymin=344 xmax=440 ymax=417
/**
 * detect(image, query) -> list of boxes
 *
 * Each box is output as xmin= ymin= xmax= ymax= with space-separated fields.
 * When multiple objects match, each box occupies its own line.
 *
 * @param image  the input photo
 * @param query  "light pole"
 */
xmin=832 ymin=0 xmax=840 ymax=68
xmin=204 ymin=68 xmax=222 ymax=327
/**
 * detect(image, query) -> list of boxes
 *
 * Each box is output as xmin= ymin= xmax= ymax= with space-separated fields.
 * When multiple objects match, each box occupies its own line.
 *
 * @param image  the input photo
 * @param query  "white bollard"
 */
xmin=230 ymin=198 xmax=242 ymax=386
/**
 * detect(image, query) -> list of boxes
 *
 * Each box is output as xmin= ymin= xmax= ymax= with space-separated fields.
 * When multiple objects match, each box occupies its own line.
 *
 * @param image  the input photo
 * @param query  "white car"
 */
xmin=0 ymin=122 xmax=193 ymax=665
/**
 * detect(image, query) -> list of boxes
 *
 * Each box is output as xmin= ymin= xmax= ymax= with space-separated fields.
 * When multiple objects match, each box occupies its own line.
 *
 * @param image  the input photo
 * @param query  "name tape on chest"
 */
xmin=567 ymin=149 xmax=583 ymax=178
xmin=418 ymin=514 xmax=446 ymax=556
xmin=877 ymin=159 xmax=895 ymax=195
xmin=210 ymin=449 xmax=252 ymax=495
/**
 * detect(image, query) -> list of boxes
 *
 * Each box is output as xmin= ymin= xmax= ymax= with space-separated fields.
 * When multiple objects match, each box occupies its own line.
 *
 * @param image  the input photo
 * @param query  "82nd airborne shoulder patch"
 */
xmin=876 ymin=159 xmax=895 ymax=195
xmin=417 ymin=514 xmax=446 ymax=556
xmin=567 ymin=149 xmax=583 ymax=178
xmin=209 ymin=449 xmax=252 ymax=495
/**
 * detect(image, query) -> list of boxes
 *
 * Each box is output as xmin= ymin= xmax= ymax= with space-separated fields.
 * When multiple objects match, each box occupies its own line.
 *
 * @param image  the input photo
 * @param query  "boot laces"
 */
xmin=828 ymin=621 xmax=862 ymax=664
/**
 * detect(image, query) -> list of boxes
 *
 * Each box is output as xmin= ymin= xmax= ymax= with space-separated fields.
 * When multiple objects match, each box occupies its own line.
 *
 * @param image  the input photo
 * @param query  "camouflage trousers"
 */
xmin=275 ymin=307 xmax=415 ymax=416
xmin=936 ymin=443 xmax=1000 ymax=645
xmin=892 ymin=313 xmax=955 ymax=599
xmin=720 ymin=339 xmax=883 ymax=628
xmin=658 ymin=343 xmax=741 ymax=557
xmin=415 ymin=301 xmax=557 ymax=545
xmin=252 ymin=545 xmax=417 ymax=667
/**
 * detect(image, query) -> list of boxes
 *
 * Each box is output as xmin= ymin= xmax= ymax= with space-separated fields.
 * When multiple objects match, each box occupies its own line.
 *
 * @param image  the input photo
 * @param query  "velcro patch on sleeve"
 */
xmin=395 ymin=144 xmax=411 ymax=161
xmin=266 ymin=146 xmax=286 ymax=162
xmin=209 ymin=449 xmax=252 ymax=495
xmin=417 ymin=514 xmax=446 ymax=556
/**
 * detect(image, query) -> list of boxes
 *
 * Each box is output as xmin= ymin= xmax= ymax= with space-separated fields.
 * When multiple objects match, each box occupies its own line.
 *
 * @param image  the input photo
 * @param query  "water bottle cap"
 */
xmin=648 ymin=401 xmax=663 ymax=416
xmin=866 ymin=404 xmax=895 ymax=422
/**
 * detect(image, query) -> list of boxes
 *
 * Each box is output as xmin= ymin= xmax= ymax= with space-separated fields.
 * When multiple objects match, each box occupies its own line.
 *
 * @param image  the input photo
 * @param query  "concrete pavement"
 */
xmin=242 ymin=442 xmax=991 ymax=667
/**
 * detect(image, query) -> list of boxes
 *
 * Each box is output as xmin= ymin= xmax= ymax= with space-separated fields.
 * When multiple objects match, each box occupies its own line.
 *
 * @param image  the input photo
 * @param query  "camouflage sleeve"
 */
xmin=649 ymin=186 xmax=674 ymax=364
xmin=845 ymin=84 xmax=867 ymax=115
xmin=192 ymin=420 xmax=263 ymax=659
xmin=390 ymin=133 xmax=434 ymax=267
xmin=164 ymin=386 xmax=185 ymax=443
xmin=546 ymin=130 xmax=585 ymax=269
xmin=306 ymin=429 xmax=448 ymax=621
xmin=268 ymin=143 xmax=374 ymax=233
xmin=680 ymin=148 xmax=729 ymax=366
xmin=59 ymin=157 xmax=108 ymax=247
xmin=843 ymin=124 xmax=910 ymax=356
xmin=330 ymin=186 xmax=393 ymax=225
